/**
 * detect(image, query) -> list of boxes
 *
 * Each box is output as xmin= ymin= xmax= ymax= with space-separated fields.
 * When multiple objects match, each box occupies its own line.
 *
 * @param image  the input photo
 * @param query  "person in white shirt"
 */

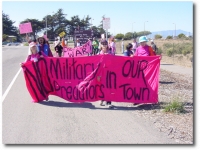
xmin=121 ymin=38 xmax=124 ymax=54
xmin=132 ymin=38 xmax=139 ymax=53
xmin=76 ymin=39 xmax=80 ymax=47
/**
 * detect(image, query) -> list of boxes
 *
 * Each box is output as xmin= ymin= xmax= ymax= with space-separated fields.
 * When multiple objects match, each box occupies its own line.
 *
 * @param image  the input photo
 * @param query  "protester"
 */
xmin=92 ymin=37 xmax=99 ymax=55
xmin=76 ymin=39 xmax=81 ymax=47
xmin=132 ymin=38 xmax=139 ymax=53
xmin=109 ymin=36 xmax=116 ymax=55
xmin=124 ymin=43 xmax=133 ymax=57
xmin=61 ymin=38 xmax=67 ymax=48
xmin=98 ymin=39 xmax=114 ymax=108
xmin=21 ymin=42 xmax=49 ymax=102
xmin=21 ymin=42 xmax=47 ymax=65
xmin=37 ymin=36 xmax=53 ymax=57
xmin=150 ymin=40 xmax=157 ymax=53
xmin=121 ymin=38 xmax=124 ymax=54
xmin=54 ymin=41 xmax=63 ymax=57
xmin=133 ymin=36 xmax=156 ymax=106
xmin=134 ymin=36 xmax=156 ymax=56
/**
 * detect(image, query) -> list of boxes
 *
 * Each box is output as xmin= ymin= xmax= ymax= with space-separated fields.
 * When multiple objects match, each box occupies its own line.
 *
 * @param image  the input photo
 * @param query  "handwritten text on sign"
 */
xmin=19 ymin=22 xmax=33 ymax=34
xmin=63 ymin=40 xmax=92 ymax=57
xmin=22 ymin=55 xmax=160 ymax=103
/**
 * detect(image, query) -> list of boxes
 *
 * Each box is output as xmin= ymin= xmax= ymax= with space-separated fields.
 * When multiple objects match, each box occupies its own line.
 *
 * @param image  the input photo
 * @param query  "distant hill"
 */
xmin=148 ymin=30 xmax=193 ymax=38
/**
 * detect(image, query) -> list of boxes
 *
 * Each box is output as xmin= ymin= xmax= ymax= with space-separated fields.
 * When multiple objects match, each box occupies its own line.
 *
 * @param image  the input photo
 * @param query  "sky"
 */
xmin=2 ymin=0 xmax=193 ymax=36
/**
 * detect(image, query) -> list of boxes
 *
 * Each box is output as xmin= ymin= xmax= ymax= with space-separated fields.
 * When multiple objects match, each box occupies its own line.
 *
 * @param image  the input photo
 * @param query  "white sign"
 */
xmin=103 ymin=18 xmax=110 ymax=29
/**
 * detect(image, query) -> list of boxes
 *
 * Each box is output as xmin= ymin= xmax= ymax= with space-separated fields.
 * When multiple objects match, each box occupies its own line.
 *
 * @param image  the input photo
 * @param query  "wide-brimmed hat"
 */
xmin=37 ymin=36 xmax=45 ymax=41
xmin=139 ymin=36 xmax=148 ymax=43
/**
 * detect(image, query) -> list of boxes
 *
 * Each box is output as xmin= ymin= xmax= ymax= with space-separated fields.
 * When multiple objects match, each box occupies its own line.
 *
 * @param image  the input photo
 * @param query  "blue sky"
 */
xmin=2 ymin=1 xmax=193 ymax=35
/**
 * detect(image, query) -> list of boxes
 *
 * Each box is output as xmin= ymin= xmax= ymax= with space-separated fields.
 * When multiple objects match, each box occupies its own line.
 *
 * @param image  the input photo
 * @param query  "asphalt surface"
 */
xmin=2 ymin=46 xmax=28 ymax=95
xmin=2 ymin=47 xmax=178 ymax=144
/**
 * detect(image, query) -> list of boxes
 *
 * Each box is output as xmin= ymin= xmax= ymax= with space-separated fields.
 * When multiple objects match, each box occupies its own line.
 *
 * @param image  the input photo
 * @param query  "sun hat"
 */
xmin=139 ymin=36 xmax=148 ymax=43
xmin=29 ymin=42 xmax=36 ymax=48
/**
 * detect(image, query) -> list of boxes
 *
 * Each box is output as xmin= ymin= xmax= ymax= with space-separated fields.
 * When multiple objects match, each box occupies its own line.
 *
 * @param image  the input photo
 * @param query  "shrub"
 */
xmin=166 ymin=36 xmax=173 ymax=39
xmin=164 ymin=100 xmax=185 ymax=114
xmin=182 ymin=49 xmax=191 ymax=56
xmin=166 ymin=48 xmax=174 ymax=57
xmin=156 ymin=48 xmax=162 ymax=55
xmin=23 ymin=42 xmax=29 ymax=46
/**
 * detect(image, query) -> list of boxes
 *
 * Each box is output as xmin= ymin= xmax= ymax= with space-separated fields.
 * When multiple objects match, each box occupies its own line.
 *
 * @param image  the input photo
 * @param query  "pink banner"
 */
xmin=19 ymin=22 xmax=33 ymax=34
xmin=22 ymin=55 xmax=160 ymax=103
xmin=63 ymin=41 xmax=92 ymax=57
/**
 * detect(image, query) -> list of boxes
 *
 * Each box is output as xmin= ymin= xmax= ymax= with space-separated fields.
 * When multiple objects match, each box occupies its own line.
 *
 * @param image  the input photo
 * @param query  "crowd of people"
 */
xmin=22 ymin=34 xmax=157 ymax=107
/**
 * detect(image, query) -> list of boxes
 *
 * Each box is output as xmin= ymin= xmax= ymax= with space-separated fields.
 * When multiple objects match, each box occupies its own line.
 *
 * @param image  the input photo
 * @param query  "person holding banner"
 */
xmin=124 ymin=43 xmax=134 ymax=57
xmin=98 ymin=39 xmax=113 ymax=108
xmin=37 ymin=36 xmax=53 ymax=57
xmin=21 ymin=42 xmax=47 ymax=65
xmin=134 ymin=36 xmax=156 ymax=56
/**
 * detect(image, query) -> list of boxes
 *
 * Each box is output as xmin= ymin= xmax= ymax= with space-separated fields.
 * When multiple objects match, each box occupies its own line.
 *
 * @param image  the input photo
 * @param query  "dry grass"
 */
xmin=115 ymin=39 xmax=193 ymax=68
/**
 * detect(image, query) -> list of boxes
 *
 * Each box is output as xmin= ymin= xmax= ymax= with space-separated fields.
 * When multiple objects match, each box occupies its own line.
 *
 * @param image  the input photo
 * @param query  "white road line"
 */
xmin=2 ymin=47 xmax=28 ymax=102
xmin=2 ymin=68 xmax=22 ymax=102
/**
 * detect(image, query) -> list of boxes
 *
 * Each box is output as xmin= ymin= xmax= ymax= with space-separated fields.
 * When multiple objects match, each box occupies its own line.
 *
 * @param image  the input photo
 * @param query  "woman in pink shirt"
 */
xmin=21 ymin=42 xmax=47 ymax=64
xmin=98 ymin=39 xmax=113 ymax=108
xmin=134 ymin=36 xmax=156 ymax=56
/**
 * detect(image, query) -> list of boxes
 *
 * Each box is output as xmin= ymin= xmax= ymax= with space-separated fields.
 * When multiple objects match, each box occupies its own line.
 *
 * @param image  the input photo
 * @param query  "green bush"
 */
xmin=182 ymin=49 xmax=191 ymax=56
xmin=164 ymin=100 xmax=185 ymax=114
xmin=23 ymin=43 xmax=29 ymax=46
xmin=166 ymin=48 xmax=173 ymax=57
xmin=156 ymin=48 xmax=162 ymax=55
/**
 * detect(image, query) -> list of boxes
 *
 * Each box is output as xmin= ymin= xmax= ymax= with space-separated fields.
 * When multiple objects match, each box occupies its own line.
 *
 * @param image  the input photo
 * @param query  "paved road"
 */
xmin=2 ymin=49 xmax=178 ymax=144
xmin=160 ymin=62 xmax=193 ymax=77
xmin=2 ymin=46 xmax=28 ymax=95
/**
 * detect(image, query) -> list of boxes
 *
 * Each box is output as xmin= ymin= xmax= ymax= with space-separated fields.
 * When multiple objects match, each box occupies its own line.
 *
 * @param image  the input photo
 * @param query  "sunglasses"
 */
xmin=102 ymin=43 xmax=107 ymax=45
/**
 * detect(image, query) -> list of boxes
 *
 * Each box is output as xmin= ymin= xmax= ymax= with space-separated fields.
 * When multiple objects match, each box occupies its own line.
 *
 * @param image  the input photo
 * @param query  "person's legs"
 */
xmin=106 ymin=101 xmax=113 ymax=108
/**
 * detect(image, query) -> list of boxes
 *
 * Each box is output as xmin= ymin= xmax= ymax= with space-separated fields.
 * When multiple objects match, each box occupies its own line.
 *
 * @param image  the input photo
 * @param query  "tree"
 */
xmin=3 ymin=34 xmax=9 ymax=41
xmin=137 ymin=31 xmax=151 ymax=37
xmin=20 ymin=19 xmax=44 ymax=40
xmin=124 ymin=32 xmax=133 ymax=40
xmin=115 ymin=33 xmax=124 ymax=40
xmin=42 ymin=9 xmax=68 ymax=40
xmin=166 ymin=36 xmax=173 ymax=39
xmin=155 ymin=34 xmax=162 ymax=39
xmin=178 ymin=33 xmax=186 ymax=39
xmin=2 ymin=11 xmax=19 ymax=41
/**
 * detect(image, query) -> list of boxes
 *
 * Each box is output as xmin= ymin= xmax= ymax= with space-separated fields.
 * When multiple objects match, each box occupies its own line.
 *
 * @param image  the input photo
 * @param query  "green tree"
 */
xmin=2 ymin=11 xmax=19 ymax=41
xmin=124 ymin=32 xmax=133 ymax=40
xmin=178 ymin=33 xmax=186 ymax=39
xmin=115 ymin=33 xmax=124 ymax=40
xmin=166 ymin=35 xmax=173 ymax=39
xmin=2 ymin=34 xmax=8 ymax=42
xmin=137 ymin=31 xmax=151 ymax=37
xmin=155 ymin=34 xmax=162 ymax=39
xmin=42 ymin=8 xmax=68 ymax=40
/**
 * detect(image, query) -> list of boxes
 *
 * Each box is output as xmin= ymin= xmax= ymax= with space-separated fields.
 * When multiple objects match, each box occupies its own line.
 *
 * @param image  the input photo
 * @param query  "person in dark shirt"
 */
xmin=54 ymin=41 xmax=63 ymax=57
xmin=124 ymin=43 xmax=133 ymax=57
xmin=151 ymin=40 xmax=157 ymax=53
